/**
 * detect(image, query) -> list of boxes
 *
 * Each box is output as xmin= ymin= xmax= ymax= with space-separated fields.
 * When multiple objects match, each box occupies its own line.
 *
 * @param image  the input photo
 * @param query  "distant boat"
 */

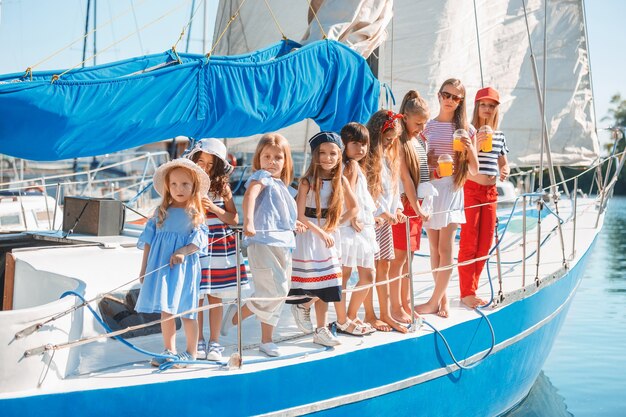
xmin=0 ymin=1 xmax=621 ymax=416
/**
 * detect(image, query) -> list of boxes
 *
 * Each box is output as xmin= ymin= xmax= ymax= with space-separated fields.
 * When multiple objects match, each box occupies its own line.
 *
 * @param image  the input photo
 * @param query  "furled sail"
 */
xmin=214 ymin=0 xmax=599 ymax=167
xmin=0 ymin=39 xmax=379 ymax=161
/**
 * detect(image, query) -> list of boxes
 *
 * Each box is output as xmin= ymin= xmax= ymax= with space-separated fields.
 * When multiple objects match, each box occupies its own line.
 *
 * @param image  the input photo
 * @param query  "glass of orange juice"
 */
xmin=453 ymin=129 xmax=467 ymax=152
xmin=479 ymin=125 xmax=493 ymax=152
xmin=438 ymin=154 xmax=453 ymax=177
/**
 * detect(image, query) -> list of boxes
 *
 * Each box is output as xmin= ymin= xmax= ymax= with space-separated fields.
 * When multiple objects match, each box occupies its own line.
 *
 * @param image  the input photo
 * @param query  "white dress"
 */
xmin=340 ymin=165 xmax=379 ymax=269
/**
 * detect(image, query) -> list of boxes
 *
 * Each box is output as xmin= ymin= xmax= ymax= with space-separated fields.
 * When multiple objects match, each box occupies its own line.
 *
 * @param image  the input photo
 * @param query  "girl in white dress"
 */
xmin=334 ymin=123 xmax=378 ymax=336
xmin=363 ymin=110 xmax=409 ymax=334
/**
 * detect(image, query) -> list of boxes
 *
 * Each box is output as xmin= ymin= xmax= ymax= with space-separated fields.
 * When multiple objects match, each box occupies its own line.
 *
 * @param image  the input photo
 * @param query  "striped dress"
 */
xmin=289 ymin=179 xmax=342 ymax=303
xmin=198 ymin=193 xmax=249 ymax=297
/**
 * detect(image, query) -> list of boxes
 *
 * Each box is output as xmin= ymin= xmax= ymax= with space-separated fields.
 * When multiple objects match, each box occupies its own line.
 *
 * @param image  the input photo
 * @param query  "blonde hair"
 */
xmin=157 ymin=166 xmax=204 ymax=228
xmin=252 ymin=133 xmax=294 ymax=185
xmin=439 ymin=78 xmax=470 ymax=189
xmin=366 ymin=109 xmax=401 ymax=201
xmin=399 ymin=90 xmax=430 ymax=187
xmin=471 ymin=101 xmax=500 ymax=131
xmin=302 ymin=143 xmax=344 ymax=232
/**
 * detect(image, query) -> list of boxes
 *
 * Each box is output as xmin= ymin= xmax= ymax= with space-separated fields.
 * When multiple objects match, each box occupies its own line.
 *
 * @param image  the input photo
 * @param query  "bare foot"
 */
xmin=461 ymin=295 xmax=488 ymax=309
xmin=391 ymin=308 xmax=413 ymax=324
xmin=415 ymin=300 xmax=439 ymax=315
xmin=437 ymin=295 xmax=449 ymax=318
xmin=380 ymin=315 xmax=409 ymax=334
xmin=365 ymin=316 xmax=392 ymax=332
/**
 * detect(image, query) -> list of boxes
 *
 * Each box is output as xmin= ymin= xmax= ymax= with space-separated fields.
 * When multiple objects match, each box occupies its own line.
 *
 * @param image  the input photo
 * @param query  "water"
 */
xmin=507 ymin=196 xmax=626 ymax=416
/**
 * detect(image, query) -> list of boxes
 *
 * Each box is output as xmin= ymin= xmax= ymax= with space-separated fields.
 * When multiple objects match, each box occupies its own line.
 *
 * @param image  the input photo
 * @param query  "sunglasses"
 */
xmin=439 ymin=91 xmax=464 ymax=104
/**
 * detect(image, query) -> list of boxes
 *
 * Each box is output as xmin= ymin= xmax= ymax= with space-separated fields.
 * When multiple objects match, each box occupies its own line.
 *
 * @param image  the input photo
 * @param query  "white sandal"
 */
xmin=335 ymin=319 xmax=368 ymax=337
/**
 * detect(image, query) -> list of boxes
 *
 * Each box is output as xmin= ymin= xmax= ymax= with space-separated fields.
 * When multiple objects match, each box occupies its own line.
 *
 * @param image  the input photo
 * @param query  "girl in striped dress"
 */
xmin=187 ymin=139 xmax=248 ymax=361
xmin=362 ymin=110 xmax=408 ymax=334
xmin=389 ymin=91 xmax=432 ymax=324
xmin=458 ymin=87 xmax=510 ymax=309
xmin=416 ymin=79 xmax=479 ymax=318
xmin=288 ymin=131 xmax=358 ymax=347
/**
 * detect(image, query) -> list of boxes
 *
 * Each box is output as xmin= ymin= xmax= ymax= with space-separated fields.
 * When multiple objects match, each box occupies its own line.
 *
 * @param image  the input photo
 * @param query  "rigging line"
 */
xmin=26 ymin=0 xmax=149 ymax=74
xmin=263 ymin=0 xmax=287 ymax=40
xmin=185 ymin=0 xmax=197 ymax=52
xmin=53 ymin=0 xmax=192 ymax=82
xmin=472 ymin=0 xmax=484 ymax=88
xmin=207 ymin=0 xmax=248 ymax=58
xmin=305 ymin=0 xmax=328 ymax=39
xmin=172 ymin=0 xmax=205 ymax=53
xmin=129 ymin=0 xmax=145 ymax=54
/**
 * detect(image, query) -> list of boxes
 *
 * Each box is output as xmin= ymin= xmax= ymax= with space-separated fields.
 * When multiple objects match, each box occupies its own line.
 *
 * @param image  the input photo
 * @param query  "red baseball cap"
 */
xmin=475 ymin=87 xmax=500 ymax=104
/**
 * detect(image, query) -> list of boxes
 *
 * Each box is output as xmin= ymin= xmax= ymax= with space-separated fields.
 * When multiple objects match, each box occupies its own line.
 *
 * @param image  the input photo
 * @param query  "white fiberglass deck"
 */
xmin=0 ymin=196 xmax=602 ymax=399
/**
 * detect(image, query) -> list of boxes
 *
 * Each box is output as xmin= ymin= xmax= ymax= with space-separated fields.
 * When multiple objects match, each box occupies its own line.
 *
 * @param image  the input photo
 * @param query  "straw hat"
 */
xmin=186 ymin=138 xmax=234 ymax=175
xmin=152 ymin=158 xmax=210 ymax=197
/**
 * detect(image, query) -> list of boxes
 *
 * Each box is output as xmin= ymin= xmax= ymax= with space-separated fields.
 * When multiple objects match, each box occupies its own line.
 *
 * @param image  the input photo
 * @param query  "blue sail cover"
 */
xmin=0 ymin=40 xmax=379 ymax=160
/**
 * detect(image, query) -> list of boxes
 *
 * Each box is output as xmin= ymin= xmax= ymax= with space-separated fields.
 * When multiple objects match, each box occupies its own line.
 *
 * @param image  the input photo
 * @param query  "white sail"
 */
xmin=213 ymin=0 xmax=599 ymax=167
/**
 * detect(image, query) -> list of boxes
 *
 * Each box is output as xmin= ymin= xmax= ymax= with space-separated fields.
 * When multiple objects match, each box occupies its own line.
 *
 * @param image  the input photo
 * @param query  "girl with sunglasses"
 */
xmin=416 ymin=79 xmax=479 ymax=318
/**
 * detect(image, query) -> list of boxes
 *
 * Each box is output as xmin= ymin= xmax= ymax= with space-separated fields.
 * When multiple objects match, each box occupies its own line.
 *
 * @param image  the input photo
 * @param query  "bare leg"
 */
xmin=389 ymin=249 xmax=412 ymax=323
xmin=334 ymin=266 xmax=352 ymax=325
xmin=376 ymin=260 xmax=408 ymax=333
xmin=207 ymin=295 xmax=223 ymax=343
xmin=182 ymin=317 xmax=199 ymax=357
xmin=260 ymin=322 xmax=275 ymax=344
xmin=400 ymin=254 xmax=414 ymax=316
xmin=363 ymin=280 xmax=388 ymax=331
xmin=161 ymin=312 xmax=177 ymax=353
xmin=314 ymin=301 xmax=329 ymax=329
xmin=416 ymin=224 xmax=457 ymax=317
xmin=347 ymin=266 xmax=373 ymax=320
xmin=231 ymin=304 xmax=254 ymax=324
xmin=415 ymin=229 xmax=442 ymax=314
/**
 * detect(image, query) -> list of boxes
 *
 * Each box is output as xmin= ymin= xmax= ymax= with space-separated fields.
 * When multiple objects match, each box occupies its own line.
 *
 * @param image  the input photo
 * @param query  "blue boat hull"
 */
xmin=3 ymin=236 xmax=594 ymax=417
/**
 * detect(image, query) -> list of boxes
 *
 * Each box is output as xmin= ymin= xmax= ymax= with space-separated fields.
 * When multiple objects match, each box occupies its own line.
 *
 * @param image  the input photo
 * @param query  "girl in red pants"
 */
xmin=458 ymin=87 xmax=510 ymax=308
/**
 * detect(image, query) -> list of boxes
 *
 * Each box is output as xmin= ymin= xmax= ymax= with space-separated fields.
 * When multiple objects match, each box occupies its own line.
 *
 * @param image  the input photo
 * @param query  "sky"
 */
xmin=0 ymin=0 xmax=624 ymax=138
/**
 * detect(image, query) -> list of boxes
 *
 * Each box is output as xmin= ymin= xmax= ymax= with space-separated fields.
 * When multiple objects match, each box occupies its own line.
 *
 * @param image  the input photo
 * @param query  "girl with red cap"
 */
xmin=458 ymin=87 xmax=510 ymax=308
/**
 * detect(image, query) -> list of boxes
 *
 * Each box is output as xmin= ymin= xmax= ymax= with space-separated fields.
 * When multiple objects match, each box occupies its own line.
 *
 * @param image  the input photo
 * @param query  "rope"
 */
xmin=263 ymin=0 xmax=288 ymax=40
xmin=172 ymin=0 xmax=206 ymax=53
xmin=207 ymin=0 xmax=249 ymax=58
xmin=25 ymin=0 xmax=149 ymax=75
xmin=52 ymin=0 xmax=191 ymax=82
xmin=305 ymin=0 xmax=328 ymax=39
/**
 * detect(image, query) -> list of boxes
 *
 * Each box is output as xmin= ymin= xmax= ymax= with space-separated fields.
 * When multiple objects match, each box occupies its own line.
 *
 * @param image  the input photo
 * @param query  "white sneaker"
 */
xmin=259 ymin=342 xmax=281 ymax=357
xmin=291 ymin=304 xmax=314 ymax=334
xmin=206 ymin=341 xmax=224 ymax=361
xmin=313 ymin=326 xmax=341 ymax=347
xmin=196 ymin=340 xmax=207 ymax=360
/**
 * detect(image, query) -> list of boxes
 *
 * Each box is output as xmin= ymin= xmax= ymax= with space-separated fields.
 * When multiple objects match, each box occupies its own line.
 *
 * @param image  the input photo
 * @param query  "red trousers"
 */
xmin=458 ymin=180 xmax=498 ymax=298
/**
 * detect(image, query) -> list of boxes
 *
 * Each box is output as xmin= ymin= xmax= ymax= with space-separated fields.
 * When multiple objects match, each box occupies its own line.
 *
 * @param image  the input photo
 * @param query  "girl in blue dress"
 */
xmin=135 ymin=158 xmax=210 ymax=366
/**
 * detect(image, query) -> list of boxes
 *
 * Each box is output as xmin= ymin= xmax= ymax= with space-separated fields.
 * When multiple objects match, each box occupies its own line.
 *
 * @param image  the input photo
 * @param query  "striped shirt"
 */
xmin=414 ymin=136 xmax=430 ymax=184
xmin=421 ymin=120 xmax=476 ymax=171
xmin=478 ymin=131 xmax=508 ymax=176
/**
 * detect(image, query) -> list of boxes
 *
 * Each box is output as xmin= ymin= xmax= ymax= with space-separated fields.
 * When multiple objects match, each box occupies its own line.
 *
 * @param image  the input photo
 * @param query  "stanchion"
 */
xmin=234 ymin=229 xmax=243 ymax=368
xmin=522 ymin=195 xmax=527 ymax=288
xmin=405 ymin=219 xmax=417 ymax=331
xmin=572 ymin=178 xmax=578 ymax=260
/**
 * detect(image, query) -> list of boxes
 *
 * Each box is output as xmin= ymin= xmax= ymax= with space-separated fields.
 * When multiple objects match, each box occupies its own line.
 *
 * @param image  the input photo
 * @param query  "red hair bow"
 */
xmin=381 ymin=110 xmax=403 ymax=133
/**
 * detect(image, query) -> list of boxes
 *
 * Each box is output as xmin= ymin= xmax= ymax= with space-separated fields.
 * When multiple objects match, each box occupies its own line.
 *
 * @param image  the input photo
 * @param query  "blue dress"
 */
xmin=135 ymin=208 xmax=208 ymax=319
